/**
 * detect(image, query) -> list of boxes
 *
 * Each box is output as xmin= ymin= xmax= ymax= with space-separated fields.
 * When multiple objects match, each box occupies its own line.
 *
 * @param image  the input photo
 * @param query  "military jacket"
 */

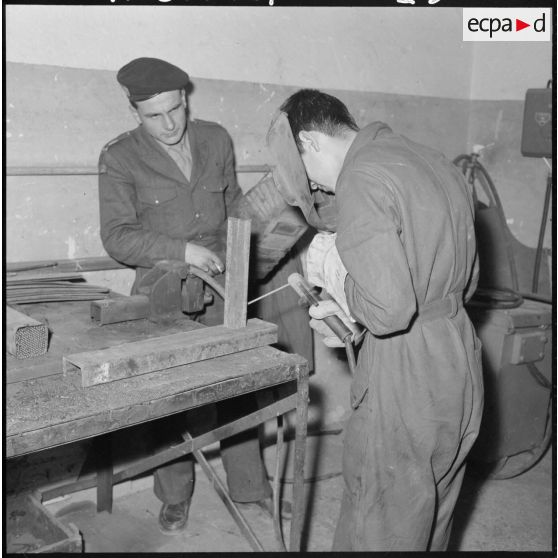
xmin=98 ymin=119 xmax=241 ymax=275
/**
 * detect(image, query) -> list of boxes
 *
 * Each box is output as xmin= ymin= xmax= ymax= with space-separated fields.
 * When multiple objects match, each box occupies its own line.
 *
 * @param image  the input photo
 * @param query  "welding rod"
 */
xmin=247 ymin=282 xmax=291 ymax=305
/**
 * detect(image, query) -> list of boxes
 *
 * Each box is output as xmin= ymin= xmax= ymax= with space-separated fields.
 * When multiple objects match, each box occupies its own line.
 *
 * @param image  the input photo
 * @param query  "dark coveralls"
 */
xmin=332 ymin=123 xmax=484 ymax=551
xmin=99 ymin=119 xmax=312 ymax=505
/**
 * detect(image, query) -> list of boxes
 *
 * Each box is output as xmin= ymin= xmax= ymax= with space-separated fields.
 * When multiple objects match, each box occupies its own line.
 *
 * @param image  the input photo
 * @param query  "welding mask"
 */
xmin=267 ymin=111 xmax=336 ymax=232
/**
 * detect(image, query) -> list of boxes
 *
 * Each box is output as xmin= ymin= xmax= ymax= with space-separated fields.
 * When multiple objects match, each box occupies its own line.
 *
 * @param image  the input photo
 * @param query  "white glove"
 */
xmin=306 ymin=232 xmax=336 ymax=288
xmin=322 ymin=242 xmax=351 ymax=319
xmin=309 ymin=299 xmax=365 ymax=348
xmin=306 ymin=232 xmax=352 ymax=319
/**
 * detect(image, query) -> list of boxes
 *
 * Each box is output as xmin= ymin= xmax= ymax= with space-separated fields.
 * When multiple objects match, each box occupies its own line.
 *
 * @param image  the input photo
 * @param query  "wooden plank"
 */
xmin=6 ymin=306 xmax=49 ymax=359
xmin=223 ymin=218 xmax=251 ymax=329
xmin=63 ymin=318 xmax=278 ymax=387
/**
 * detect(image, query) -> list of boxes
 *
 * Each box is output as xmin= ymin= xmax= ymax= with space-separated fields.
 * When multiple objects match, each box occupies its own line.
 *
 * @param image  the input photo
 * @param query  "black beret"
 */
xmin=116 ymin=57 xmax=189 ymax=102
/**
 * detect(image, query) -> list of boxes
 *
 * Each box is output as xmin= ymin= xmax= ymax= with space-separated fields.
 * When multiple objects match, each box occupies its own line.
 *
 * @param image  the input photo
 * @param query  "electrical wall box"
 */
xmin=466 ymin=299 xmax=552 ymax=462
xmin=521 ymin=87 xmax=553 ymax=158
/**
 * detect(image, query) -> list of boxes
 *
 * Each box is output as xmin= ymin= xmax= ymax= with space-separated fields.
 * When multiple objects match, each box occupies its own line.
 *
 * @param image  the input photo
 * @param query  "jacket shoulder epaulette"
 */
xmin=193 ymin=118 xmax=221 ymax=127
xmin=100 ymin=130 xmax=134 ymax=154
xmin=191 ymin=119 xmax=229 ymax=145
xmin=98 ymin=131 xmax=135 ymax=173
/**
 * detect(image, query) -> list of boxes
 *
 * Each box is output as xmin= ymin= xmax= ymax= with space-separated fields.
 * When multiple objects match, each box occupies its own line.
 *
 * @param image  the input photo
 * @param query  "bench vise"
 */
xmin=91 ymin=260 xmax=211 ymax=325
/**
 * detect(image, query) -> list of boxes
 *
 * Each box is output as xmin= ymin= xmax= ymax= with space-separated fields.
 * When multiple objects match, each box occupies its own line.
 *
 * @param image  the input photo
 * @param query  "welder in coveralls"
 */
xmin=279 ymin=89 xmax=484 ymax=551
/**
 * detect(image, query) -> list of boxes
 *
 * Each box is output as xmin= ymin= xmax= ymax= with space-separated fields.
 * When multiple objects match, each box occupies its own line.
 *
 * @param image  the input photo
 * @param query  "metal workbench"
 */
xmin=6 ymin=300 xmax=309 ymax=552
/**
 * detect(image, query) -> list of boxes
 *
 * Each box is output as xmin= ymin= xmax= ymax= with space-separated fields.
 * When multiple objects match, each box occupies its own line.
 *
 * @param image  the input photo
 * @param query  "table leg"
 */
xmin=289 ymin=366 xmax=309 ymax=551
xmin=95 ymin=434 xmax=113 ymax=513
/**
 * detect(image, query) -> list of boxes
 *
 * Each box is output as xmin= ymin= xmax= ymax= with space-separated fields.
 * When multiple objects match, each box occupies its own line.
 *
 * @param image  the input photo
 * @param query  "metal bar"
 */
xmin=39 ymin=394 xmax=299 ymax=503
xmin=63 ymin=319 xmax=278 ymax=387
xmin=7 ymin=166 xmax=99 ymax=176
xmin=6 ymin=262 xmax=59 ymax=272
xmin=532 ymin=172 xmax=552 ymax=293
xmin=193 ymin=448 xmax=265 ymax=552
xmin=6 ymin=164 xmax=272 ymax=176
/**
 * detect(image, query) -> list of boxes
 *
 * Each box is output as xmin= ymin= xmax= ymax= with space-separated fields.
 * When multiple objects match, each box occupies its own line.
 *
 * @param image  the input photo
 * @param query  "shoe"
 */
xmin=158 ymin=501 xmax=190 ymax=535
xmin=239 ymin=497 xmax=293 ymax=520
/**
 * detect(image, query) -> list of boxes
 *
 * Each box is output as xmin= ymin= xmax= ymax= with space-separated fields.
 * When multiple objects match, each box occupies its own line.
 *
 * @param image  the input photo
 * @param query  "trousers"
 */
xmin=332 ymin=306 xmax=483 ymax=551
xmin=152 ymin=396 xmax=272 ymax=505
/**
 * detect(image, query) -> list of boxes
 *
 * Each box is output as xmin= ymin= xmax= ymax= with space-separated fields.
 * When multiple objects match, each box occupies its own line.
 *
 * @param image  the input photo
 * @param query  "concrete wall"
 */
xmin=5 ymin=5 xmax=552 ymax=428
xmin=6 ymin=6 xmax=473 ymax=98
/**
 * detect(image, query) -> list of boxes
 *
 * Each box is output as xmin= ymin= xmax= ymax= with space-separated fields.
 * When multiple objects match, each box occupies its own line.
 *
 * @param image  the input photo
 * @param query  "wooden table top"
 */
xmin=6 ymin=301 xmax=308 ymax=457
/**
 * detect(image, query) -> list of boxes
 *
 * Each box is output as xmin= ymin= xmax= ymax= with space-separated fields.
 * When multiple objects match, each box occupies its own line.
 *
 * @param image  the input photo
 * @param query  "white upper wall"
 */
xmin=5 ymin=6 xmax=551 ymax=101
xmin=7 ymin=6 xmax=471 ymax=98
xmin=470 ymin=42 xmax=552 ymax=100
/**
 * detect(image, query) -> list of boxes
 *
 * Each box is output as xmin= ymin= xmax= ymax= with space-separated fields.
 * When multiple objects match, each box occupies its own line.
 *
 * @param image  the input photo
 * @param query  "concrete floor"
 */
xmin=40 ymin=432 xmax=555 ymax=553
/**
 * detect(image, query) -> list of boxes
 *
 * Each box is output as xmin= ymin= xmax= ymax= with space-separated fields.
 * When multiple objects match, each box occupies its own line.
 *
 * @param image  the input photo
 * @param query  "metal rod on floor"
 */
xmin=192 ymin=447 xmax=265 ymax=552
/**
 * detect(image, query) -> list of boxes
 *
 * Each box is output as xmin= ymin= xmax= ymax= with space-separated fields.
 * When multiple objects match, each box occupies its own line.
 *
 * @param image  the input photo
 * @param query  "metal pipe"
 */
xmin=6 ymin=256 xmax=125 ymax=273
xmin=532 ymin=172 xmax=552 ymax=294
xmin=6 ymin=164 xmax=272 ymax=176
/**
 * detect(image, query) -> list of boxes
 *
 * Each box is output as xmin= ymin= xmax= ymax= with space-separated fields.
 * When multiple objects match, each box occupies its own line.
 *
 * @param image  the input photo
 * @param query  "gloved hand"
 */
xmin=309 ymin=299 xmax=365 ymax=348
xmin=306 ymin=232 xmax=351 ymax=319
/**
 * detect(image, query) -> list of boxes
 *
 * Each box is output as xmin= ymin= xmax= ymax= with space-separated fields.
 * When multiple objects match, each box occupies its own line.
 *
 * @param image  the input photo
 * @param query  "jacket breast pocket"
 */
xmin=203 ymin=177 xmax=227 ymax=194
xmin=136 ymin=182 xmax=181 ymax=233
xmin=136 ymin=184 xmax=178 ymax=207
xmin=198 ymin=177 xmax=227 ymax=222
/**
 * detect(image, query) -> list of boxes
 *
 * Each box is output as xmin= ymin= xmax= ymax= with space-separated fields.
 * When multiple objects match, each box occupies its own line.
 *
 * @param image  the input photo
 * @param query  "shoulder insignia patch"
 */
xmin=101 ymin=130 xmax=132 ymax=153
xmin=193 ymin=118 xmax=220 ymax=127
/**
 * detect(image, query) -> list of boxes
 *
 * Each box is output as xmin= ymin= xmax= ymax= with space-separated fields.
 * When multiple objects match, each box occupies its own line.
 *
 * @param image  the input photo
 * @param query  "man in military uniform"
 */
xmin=99 ymin=58 xmax=307 ymax=534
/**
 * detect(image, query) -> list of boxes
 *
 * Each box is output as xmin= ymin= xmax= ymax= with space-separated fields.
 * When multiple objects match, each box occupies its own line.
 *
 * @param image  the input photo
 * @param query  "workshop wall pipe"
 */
xmin=6 ymin=165 xmax=272 ymax=176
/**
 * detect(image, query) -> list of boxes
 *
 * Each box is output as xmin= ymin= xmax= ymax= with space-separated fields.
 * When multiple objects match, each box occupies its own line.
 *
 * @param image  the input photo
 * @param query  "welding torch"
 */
xmin=248 ymin=272 xmax=358 ymax=375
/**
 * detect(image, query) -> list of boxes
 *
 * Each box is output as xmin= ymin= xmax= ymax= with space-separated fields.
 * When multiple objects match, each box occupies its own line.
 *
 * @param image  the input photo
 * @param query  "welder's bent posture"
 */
xmin=280 ymin=89 xmax=484 ymax=551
